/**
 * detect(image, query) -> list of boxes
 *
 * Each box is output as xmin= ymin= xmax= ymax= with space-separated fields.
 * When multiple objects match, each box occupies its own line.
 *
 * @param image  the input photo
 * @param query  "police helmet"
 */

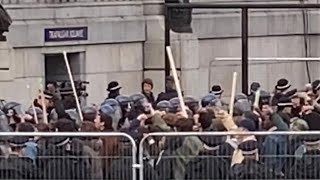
xmin=156 ymin=100 xmax=173 ymax=112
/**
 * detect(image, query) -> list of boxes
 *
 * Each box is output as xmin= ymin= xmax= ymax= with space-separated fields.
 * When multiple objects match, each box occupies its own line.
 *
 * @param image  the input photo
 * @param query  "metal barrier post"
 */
xmin=241 ymin=7 xmax=249 ymax=95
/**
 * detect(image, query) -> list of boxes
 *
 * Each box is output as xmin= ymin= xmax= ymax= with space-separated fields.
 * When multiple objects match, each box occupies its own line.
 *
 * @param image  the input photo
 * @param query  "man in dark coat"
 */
xmin=156 ymin=76 xmax=178 ymax=103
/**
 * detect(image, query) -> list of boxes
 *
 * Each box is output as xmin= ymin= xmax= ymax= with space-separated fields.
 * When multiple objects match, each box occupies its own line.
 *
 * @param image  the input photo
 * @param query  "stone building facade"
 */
xmin=1 ymin=0 xmax=320 ymax=105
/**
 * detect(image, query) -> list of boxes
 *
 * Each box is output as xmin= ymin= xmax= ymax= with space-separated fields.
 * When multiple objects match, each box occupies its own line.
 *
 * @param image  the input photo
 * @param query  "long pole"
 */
xmin=39 ymin=79 xmax=48 ymax=124
xmin=229 ymin=72 xmax=237 ymax=116
xmin=62 ymin=51 xmax=83 ymax=121
xmin=166 ymin=46 xmax=187 ymax=117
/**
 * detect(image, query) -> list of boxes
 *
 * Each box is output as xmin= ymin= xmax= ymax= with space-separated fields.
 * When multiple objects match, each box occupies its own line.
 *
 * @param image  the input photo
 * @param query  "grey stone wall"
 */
xmin=144 ymin=0 xmax=320 ymax=98
xmin=1 ymin=0 xmax=320 ymax=105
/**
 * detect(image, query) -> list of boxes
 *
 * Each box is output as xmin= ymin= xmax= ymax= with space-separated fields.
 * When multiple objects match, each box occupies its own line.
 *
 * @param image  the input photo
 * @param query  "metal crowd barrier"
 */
xmin=0 ymin=132 xmax=138 ymax=180
xmin=139 ymin=131 xmax=320 ymax=180
xmin=4 ymin=131 xmax=320 ymax=179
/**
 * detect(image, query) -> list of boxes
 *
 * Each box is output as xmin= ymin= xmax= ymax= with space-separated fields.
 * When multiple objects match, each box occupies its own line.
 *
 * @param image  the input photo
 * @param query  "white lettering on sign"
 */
xmin=48 ymin=29 xmax=84 ymax=39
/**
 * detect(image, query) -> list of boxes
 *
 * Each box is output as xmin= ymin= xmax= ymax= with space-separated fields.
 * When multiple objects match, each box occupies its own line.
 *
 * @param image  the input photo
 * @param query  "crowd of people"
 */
xmin=0 ymin=76 xmax=319 ymax=179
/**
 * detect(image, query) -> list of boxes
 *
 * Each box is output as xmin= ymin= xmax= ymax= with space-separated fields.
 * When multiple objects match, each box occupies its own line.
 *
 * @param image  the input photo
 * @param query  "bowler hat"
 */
xmin=275 ymin=78 xmax=291 ymax=91
xmin=277 ymin=96 xmax=293 ymax=107
xmin=210 ymin=85 xmax=224 ymax=95
xmin=107 ymin=81 xmax=121 ymax=91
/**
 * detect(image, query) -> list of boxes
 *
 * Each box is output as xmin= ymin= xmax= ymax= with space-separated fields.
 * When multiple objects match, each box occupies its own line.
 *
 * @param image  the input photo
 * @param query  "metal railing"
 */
xmin=139 ymin=131 xmax=320 ymax=180
xmin=3 ymin=131 xmax=320 ymax=179
xmin=0 ymin=132 xmax=138 ymax=180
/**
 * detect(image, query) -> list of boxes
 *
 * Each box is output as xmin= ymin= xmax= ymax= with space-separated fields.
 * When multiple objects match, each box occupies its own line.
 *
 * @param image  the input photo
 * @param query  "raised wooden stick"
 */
xmin=229 ymin=72 xmax=237 ymax=116
xmin=62 ymin=51 xmax=83 ymax=121
xmin=253 ymin=89 xmax=261 ymax=108
xmin=39 ymin=79 xmax=48 ymax=124
xmin=166 ymin=46 xmax=187 ymax=118
xmin=27 ymin=84 xmax=38 ymax=124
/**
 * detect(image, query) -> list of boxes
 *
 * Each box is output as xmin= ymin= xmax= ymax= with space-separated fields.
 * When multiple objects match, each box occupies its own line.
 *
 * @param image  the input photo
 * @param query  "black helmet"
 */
xmin=130 ymin=93 xmax=145 ymax=103
xmin=259 ymin=90 xmax=271 ymax=105
xmin=235 ymin=93 xmax=248 ymax=102
xmin=130 ymin=94 xmax=147 ymax=108
xmin=169 ymin=97 xmax=180 ymax=113
xmin=156 ymin=100 xmax=173 ymax=112
xmin=102 ymin=98 xmax=119 ymax=107
xmin=81 ymin=106 xmax=97 ymax=122
xmin=81 ymin=106 xmax=96 ymax=114
xmin=26 ymin=107 xmax=43 ymax=116
xmin=26 ymin=107 xmax=44 ymax=123
xmin=201 ymin=94 xmax=220 ymax=107
xmin=3 ymin=102 xmax=23 ymax=117
xmin=100 ymin=104 xmax=115 ymax=115
xmin=184 ymin=96 xmax=199 ymax=114
xmin=116 ymin=95 xmax=132 ymax=107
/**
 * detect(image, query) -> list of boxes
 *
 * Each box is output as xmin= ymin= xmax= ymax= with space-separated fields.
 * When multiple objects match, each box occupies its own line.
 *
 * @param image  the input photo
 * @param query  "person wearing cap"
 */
xmin=288 ymin=135 xmax=320 ymax=179
xmin=299 ymin=93 xmax=320 ymax=131
xmin=82 ymin=105 xmax=98 ymax=123
xmin=185 ymin=133 xmax=229 ymax=180
xmin=276 ymin=96 xmax=294 ymax=125
xmin=312 ymin=79 xmax=320 ymax=97
xmin=230 ymin=140 xmax=279 ymax=179
xmin=310 ymin=80 xmax=320 ymax=113
xmin=39 ymin=118 xmax=92 ymax=179
xmin=141 ymin=78 xmax=155 ymax=106
xmin=234 ymin=93 xmax=251 ymax=115
xmin=32 ymin=88 xmax=70 ymax=123
xmin=184 ymin=96 xmax=200 ymax=115
xmin=210 ymin=85 xmax=224 ymax=98
xmin=156 ymin=76 xmax=178 ymax=103
xmin=248 ymin=82 xmax=261 ymax=104
xmin=33 ymin=90 xmax=55 ymax=111
xmin=201 ymin=93 xmax=222 ymax=107
xmin=116 ymin=95 xmax=133 ymax=129
xmin=106 ymin=81 xmax=121 ymax=99
xmin=0 ymin=136 xmax=38 ymax=179
xmin=26 ymin=106 xmax=43 ymax=124
xmin=261 ymin=107 xmax=288 ymax=177
xmin=156 ymin=100 xmax=173 ymax=113
xmin=271 ymin=78 xmax=297 ymax=106
xmin=15 ymin=122 xmax=38 ymax=164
